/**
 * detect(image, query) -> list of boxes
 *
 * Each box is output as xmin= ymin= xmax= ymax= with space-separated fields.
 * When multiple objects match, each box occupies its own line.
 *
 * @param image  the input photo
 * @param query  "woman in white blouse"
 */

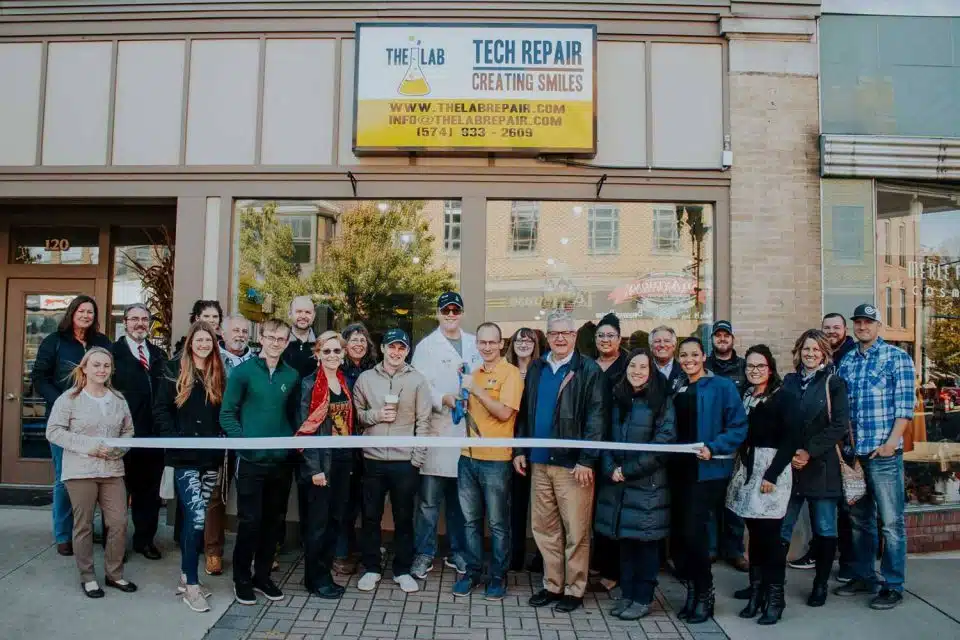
xmin=45 ymin=346 xmax=135 ymax=598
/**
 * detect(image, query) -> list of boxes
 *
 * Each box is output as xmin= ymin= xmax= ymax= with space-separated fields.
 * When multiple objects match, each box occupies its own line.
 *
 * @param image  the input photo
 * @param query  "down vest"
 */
xmin=594 ymin=394 xmax=676 ymax=542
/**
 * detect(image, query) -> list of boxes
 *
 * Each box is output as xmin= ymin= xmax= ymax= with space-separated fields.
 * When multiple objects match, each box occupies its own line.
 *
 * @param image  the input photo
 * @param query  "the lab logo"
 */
xmin=385 ymin=36 xmax=445 ymax=96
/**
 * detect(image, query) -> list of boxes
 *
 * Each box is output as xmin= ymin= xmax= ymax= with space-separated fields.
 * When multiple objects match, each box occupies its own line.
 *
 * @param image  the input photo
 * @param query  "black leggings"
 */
xmin=670 ymin=478 xmax=726 ymax=592
xmin=745 ymin=517 xmax=788 ymax=585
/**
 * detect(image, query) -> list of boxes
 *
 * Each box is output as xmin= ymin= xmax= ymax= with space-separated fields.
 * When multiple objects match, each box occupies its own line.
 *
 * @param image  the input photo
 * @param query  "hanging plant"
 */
xmin=121 ymin=226 xmax=175 ymax=352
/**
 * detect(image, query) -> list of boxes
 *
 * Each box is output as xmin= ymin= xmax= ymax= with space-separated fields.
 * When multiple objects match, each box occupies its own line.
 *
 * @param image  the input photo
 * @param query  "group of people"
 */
xmin=35 ymin=291 xmax=913 ymax=627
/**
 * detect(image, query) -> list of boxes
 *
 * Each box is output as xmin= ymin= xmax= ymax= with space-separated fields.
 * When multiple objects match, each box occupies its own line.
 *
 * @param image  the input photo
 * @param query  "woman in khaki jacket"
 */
xmin=45 ymin=347 xmax=135 ymax=598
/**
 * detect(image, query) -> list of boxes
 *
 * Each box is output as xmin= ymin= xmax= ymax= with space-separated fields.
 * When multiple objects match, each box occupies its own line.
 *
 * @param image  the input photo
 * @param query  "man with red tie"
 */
xmin=111 ymin=303 xmax=167 ymax=560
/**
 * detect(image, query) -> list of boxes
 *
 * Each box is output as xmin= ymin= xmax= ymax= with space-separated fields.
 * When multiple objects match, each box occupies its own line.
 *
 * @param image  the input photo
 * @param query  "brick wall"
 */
xmin=728 ymin=73 xmax=822 ymax=362
xmin=907 ymin=508 xmax=960 ymax=554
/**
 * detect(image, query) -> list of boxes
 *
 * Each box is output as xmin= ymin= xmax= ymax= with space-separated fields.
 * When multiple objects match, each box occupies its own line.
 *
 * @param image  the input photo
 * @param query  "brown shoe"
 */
xmin=205 ymin=555 xmax=223 ymax=576
xmin=333 ymin=556 xmax=358 ymax=575
xmin=57 ymin=542 xmax=74 ymax=557
xmin=728 ymin=556 xmax=750 ymax=572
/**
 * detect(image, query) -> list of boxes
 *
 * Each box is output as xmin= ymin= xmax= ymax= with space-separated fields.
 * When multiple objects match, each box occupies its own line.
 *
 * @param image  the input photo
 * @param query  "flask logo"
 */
xmin=398 ymin=36 xmax=431 ymax=96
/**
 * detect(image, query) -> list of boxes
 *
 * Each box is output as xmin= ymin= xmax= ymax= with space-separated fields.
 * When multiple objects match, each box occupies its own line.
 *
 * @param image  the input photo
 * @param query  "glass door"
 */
xmin=1 ymin=279 xmax=98 ymax=484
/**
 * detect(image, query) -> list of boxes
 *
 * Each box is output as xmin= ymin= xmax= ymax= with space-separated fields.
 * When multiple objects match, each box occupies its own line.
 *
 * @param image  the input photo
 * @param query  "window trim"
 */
xmin=443 ymin=200 xmax=462 ymax=254
xmin=652 ymin=206 xmax=681 ymax=253
xmin=587 ymin=205 xmax=620 ymax=256
xmin=899 ymin=288 xmax=907 ymax=329
xmin=509 ymin=201 xmax=540 ymax=255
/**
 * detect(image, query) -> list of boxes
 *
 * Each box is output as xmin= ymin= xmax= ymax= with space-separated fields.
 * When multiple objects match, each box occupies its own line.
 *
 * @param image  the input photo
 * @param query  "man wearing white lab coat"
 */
xmin=409 ymin=292 xmax=483 ymax=579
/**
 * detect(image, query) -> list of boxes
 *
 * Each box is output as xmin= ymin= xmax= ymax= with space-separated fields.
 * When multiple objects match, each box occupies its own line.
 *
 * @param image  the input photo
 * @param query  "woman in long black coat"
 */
xmin=780 ymin=329 xmax=849 ymax=608
xmin=595 ymin=348 xmax=676 ymax=621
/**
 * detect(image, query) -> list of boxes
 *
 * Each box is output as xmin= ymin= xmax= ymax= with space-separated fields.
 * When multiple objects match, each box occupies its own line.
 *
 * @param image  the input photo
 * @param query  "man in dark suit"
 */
xmin=112 ymin=303 xmax=166 ymax=560
xmin=651 ymin=325 xmax=684 ymax=393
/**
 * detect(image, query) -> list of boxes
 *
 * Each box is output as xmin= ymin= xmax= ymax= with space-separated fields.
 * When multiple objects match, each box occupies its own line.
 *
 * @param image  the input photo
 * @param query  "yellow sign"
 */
xmin=353 ymin=24 xmax=596 ymax=156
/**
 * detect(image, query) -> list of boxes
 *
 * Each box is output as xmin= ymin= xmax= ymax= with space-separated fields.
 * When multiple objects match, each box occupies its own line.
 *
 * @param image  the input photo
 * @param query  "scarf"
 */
xmin=295 ymin=367 xmax=353 ymax=437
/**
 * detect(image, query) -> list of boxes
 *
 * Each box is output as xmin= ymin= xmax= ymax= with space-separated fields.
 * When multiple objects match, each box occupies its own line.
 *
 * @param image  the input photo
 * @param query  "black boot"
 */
xmin=757 ymin=584 xmax=785 ymax=625
xmin=687 ymin=586 xmax=715 ymax=624
xmin=809 ymin=536 xmax=837 ymax=607
xmin=677 ymin=582 xmax=697 ymax=620
xmin=734 ymin=565 xmax=761 ymax=600
xmin=739 ymin=579 xmax=766 ymax=619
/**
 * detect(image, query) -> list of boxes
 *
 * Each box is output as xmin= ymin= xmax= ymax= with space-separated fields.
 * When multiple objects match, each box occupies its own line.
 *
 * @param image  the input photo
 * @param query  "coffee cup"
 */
xmin=383 ymin=394 xmax=399 ymax=422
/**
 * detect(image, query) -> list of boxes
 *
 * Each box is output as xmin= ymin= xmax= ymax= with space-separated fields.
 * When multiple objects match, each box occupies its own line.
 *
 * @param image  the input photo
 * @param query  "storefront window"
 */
xmin=110 ymin=227 xmax=173 ymax=347
xmin=10 ymin=226 xmax=100 ymax=265
xmin=486 ymin=200 xmax=714 ymax=351
xmin=232 ymin=200 xmax=460 ymax=348
xmin=875 ymin=183 xmax=960 ymax=507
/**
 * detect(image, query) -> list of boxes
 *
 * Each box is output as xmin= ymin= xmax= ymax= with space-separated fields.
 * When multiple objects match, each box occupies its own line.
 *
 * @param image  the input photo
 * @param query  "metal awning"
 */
xmin=821 ymin=135 xmax=960 ymax=181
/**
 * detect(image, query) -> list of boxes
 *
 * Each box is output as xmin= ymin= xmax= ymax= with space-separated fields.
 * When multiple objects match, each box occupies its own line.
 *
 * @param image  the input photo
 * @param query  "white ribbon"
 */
xmin=100 ymin=434 xmax=716 ymax=455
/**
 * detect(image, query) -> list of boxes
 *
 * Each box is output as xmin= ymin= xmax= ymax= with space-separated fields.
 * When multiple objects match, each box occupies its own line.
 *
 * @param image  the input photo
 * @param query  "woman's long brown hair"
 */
xmin=176 ymin=321 xmax=226 ymax=407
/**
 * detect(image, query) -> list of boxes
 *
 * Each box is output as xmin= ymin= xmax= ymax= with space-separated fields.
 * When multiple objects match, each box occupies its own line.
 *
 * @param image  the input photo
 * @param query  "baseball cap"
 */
xmin=712 ymin=320 xmax=734 ymax=336
xmin=382 ymin=328 xmax=411 ymax=348
xmin=851 ymin=303 xmax=881 ymax=323
xmin=437 ymin=291 xmax=464 ymax=310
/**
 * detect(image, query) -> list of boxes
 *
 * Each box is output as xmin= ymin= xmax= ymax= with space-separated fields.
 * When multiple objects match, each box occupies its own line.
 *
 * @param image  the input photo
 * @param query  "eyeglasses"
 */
xmin=746 ymin=364 xmax=769 ymax=372
xmin=546 ymin=331 xmax=575 ymax=339
xmin=440 ymin=307 xmax=463 ymax=317
xmin=596 ymin=332 xmax=619 ymax=340
xmin=261 ymin=335 xmax=287 ymax=345
xmin=321 ymin=348 xmax=343 ymax=355
xmin=477 ymin=340 xmax=501 ymax=348
xmin=514 ymin=338 xmax=535 ymax=345
xmin=347 ymin=337 xmax=367 ymax=345
xmin=126 ymin=317 xmax=150 ymax=324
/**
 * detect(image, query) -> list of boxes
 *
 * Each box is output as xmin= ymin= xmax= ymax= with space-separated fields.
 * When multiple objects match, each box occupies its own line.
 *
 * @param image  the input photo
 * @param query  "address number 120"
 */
xmin=45 ymin=238 xmax=71 ymax=251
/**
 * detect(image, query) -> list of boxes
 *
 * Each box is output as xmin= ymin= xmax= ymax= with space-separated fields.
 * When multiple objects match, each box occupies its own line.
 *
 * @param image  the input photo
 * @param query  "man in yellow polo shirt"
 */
xmin=452 ymin=322 xmax=522 ymax=601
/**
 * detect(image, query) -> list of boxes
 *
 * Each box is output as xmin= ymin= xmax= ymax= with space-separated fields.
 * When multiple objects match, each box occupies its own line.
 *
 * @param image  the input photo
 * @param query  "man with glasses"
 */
xmin=514 ymin=311 xmax=606 ymax=613
xmin=283 ymin=296 xmax=319 ymax=377
xmin=452 ymin=322 xmax=522 ymax=601
xmin=651 ymin=326 xmax=684 ymax=393
xmin=410 ymin=292 xmax=482 ymax=580
xmin=112 ymin=303 xmax=166 ymax=560
xmin=221 ymin=319 xmax=301 ymax=606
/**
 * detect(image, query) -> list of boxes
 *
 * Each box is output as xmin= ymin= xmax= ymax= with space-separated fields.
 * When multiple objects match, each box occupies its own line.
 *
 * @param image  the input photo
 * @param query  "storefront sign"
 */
xmin=608 ymin=273 xmax=698 ymax=305
xmin=353 ymin=23 xmax=596 ymax=156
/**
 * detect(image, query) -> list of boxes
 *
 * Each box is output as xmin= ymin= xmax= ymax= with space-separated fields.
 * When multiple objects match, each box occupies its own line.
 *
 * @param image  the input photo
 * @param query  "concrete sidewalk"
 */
xmin=0 ymin=505 xmax=235 ymax=640
xmin=1 ymin=504 xmax=958 ymax=640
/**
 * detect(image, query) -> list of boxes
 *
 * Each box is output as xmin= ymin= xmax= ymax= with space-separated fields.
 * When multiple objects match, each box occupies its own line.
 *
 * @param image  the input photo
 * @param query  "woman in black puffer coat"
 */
xmin=595 ymin=348 xmax=676 ymax=621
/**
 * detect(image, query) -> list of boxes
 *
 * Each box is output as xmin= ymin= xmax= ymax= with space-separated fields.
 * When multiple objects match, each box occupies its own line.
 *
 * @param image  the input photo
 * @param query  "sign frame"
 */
xmin=351 ymin=22 xmax=598 ymax=158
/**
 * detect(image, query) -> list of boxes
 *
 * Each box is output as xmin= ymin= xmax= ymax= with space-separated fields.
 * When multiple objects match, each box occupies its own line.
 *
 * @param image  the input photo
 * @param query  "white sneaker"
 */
xmin=357 ymin=572 xmax=382 ymax=592
xmin=183 ymin=584 xmax=211 ymax=613
xmin=178 ymin=574 xmax=212 ymax=598
xmin=393 ymin=574 xmax=420 ymax=593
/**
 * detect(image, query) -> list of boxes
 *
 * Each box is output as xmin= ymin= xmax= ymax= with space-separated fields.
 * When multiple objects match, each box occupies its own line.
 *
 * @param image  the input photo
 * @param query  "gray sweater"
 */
xmin=45 ymin=389 xmax=134 ymax=481
xmin=352 ymin=363 xmax=434 ymax=464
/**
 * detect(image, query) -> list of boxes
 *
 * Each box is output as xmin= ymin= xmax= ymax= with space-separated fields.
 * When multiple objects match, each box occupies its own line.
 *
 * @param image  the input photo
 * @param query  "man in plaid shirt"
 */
xmin=834 ymin=303 xmax=915 ymax=610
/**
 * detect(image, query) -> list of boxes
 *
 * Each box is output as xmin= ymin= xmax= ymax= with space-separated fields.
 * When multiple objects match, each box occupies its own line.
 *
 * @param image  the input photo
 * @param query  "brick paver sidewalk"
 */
xmin=205 ymin=552 xmax=729 ymax=640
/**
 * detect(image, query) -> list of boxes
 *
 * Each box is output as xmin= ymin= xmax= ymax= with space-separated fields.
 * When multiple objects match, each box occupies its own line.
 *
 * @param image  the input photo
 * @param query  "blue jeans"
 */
xmin=781 ymin=495 xmax=839 ymax=542
xmin=50 ymin=443 xmax=73 ymax=544
xmin=415 ymin=474 xmax=465 ymax=561
xmin=849 ymin=453 xmax=906 ymax=592
xmin=458 ymin=457 xmax=512 ymax=580
xmin=174 ymin=468 xmax=218 ymax=584
xmin=707 ymin=506 xmax=746 ymax=559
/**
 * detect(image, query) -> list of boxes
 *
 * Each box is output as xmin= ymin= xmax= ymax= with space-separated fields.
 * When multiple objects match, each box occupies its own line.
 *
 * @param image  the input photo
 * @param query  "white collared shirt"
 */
xmin=546 ymin=350 xmax=574 ymax=374
xmin=657 ymin=359 xmax=674 ymax=379
xmin=125 ymin=335 xmax=149 ymax=365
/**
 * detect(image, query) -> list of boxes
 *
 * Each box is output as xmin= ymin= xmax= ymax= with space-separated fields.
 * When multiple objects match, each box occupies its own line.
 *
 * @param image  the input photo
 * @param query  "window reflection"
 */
xmin=486 ymin=201 xmax=714 ymax=350
xmin=232 ymin=200 xmax=461 ymax=347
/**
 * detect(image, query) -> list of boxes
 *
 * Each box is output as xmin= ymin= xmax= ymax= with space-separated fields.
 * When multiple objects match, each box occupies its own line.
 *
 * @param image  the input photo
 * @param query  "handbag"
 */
xmin=825 ymin=374 xmax=866 ymax=505
xmin=159 ymin=466 xmax=175 ymax=500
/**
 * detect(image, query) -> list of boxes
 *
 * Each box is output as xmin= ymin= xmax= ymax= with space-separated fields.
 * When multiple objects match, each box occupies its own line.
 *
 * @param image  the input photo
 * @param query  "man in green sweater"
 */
xmin=220 ymin=318 xmax=301 ymax=606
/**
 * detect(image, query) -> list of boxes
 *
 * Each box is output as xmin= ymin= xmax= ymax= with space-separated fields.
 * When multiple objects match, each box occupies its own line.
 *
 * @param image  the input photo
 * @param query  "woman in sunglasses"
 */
xmin=296 ymin=330 xmax=355 ymax=599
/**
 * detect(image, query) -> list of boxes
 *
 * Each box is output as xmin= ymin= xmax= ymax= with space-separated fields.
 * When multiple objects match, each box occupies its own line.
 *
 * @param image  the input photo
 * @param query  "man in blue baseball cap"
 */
xmin=834 ymin=303 xmax=915 ymax=610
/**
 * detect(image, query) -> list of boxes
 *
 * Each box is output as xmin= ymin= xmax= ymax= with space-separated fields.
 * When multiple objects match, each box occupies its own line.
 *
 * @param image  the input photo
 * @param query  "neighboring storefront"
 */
xmin=0 ymin=0 xmax=821 ymax=487
xmin=820 ymin=2 xmax=960 ymax=534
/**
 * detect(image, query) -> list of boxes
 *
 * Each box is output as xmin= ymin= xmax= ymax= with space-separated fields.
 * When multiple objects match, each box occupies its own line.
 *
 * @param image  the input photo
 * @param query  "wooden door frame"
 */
xmin=1 ymin=278 xmax=98 ymax=485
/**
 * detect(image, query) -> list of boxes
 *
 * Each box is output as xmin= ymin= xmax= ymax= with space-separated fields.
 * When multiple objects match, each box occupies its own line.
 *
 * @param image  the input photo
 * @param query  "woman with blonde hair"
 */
xmin=45 ymin=347 xmax=135 ymax=598
xmin=154 ymin=321 xmax=226 ymax=612
xmin=296 ymin=330 xmax=355 ymax=599
xmin=780 ymin=329 xmax=849 ymax=611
